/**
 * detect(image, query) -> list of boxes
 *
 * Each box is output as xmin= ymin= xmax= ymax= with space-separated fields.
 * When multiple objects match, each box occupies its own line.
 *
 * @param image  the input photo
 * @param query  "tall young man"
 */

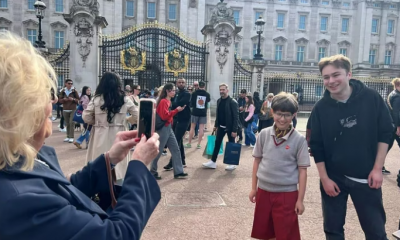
xmin=309 ymin=55 xmax=393 ymax=240
xmin=186 ymin=81 xmax=210 ymax=149
xmin=202 ymin=83 xmax=239 ymax=171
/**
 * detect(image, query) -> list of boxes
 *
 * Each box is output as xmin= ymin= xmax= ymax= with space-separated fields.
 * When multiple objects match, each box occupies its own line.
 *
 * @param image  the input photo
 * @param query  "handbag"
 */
xmin=92 ymin=152 xmax=121 ymax=211
xmin=223 ymin=142 xmax=242 ymax=165
xmin=155 ymin=113 xmax=166 ymax=131
xmin=73 ymin=104 xmax=85 ymax=124
xmin=205 ymin=131 xmax=223 ymax=156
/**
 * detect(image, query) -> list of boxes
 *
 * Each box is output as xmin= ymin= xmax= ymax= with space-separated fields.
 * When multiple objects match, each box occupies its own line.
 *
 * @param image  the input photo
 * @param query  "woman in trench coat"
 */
xmin=83 ymin=72 xmax=138 ymax=180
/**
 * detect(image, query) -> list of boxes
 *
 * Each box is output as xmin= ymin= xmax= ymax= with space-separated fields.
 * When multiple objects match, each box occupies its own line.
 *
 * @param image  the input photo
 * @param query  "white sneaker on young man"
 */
xmin=63 ymin=138 xmax=70 ymax=142
xmin=225 ymin=165 xmax=237 ymax=171
xmin=68 ymin=138 xmax=74 ymax=143
xmin=202 ymin=160 xmax=216 ymax=169
xmin=59 ymin=128 xmax=66 ymax=132
xmin=51 ymin=117 xmax=57 ymax=121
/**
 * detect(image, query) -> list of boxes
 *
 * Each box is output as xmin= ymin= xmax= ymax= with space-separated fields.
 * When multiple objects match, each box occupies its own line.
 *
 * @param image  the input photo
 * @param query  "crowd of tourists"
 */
xmin=1 ymin=31 xmax=400 ymax=240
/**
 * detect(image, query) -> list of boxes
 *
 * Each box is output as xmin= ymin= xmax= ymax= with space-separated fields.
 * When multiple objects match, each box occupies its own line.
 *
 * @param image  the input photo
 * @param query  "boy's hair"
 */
xmin=240 ymin=89 xmax=247 ymax=94
xmin=318 ymin=54 xmax=352 ymax=74
xmin=391 ymin=78 xmax=400 ymax=89
xmin=271 ymin=92 xmax=298 ymax=114
xmin=199 ymin=81 xmax=206 ymax=88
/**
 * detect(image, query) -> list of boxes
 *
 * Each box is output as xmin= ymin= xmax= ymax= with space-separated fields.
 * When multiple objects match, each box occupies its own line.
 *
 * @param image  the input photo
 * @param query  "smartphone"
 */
xmin=137 ymin=98 xmax=156 ymax=139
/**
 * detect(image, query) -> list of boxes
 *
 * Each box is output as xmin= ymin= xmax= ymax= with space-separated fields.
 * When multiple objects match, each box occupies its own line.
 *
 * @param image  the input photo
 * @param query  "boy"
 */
xmin=309 ymin=55 xmax=393 ymax=239
xmin=249 ymin=92 xmax=310 ymax=240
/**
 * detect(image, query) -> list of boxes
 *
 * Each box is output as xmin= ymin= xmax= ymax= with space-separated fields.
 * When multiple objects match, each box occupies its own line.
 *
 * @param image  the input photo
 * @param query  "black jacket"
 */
xmin=309 ymin=79 xmax=393 ymax=179
xmin=388 ymin=89 xmax=400 ymax=127
xmin=190 ymin=89 xmax=210 ymax=117
xmin=171 ymin=88 xmax=191 ymax=122
xmin=0 ymin=146 xmax=161 ymax=240
xmin=214 ymin=96 xmax=239 ymax=133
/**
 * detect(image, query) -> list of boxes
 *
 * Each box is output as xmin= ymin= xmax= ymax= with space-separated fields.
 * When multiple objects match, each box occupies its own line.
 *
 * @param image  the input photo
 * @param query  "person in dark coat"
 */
xmin=0 ymin=32 xmax=161 ymax=240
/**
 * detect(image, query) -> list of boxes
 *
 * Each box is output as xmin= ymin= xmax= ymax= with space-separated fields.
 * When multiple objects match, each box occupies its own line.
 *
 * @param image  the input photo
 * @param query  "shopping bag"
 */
xmin=202 ymin=143 xmax=212 ymax=159
xmin=223 ymin=142 xmax=242 ymax=165
xmin=206 ymin=132 xmax=223 ymax=156
xmin=73 ymin=105 xmax=85 ymax=124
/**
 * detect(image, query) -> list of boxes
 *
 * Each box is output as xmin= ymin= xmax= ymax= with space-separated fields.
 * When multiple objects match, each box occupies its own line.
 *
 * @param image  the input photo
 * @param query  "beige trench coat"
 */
xmin=83 ymin=96 xmax=138 ymax=180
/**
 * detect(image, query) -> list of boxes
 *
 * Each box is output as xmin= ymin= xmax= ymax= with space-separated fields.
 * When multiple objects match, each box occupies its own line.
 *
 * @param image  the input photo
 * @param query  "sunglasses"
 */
xmin=188 ymin=89 xmax=193 ymax=91
xmin=66 ymin=82 xmax=73 ymax=85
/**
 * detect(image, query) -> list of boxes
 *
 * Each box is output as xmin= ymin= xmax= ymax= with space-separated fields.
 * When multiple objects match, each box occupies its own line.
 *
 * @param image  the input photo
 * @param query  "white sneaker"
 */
xmin=63 ymin=138 xmax=69 ymax=142
xmin=225 ymin=165 xmax=237 ymax=171
xmin=68 ymin=138 xmax=74 ymax=143
xmin=202 ymin=160 xmax=216 ymax=169
xmin=51 ymin=117 xmax=56 ymax=121
xmin=59 ymin=128 xmax=66 ymax=132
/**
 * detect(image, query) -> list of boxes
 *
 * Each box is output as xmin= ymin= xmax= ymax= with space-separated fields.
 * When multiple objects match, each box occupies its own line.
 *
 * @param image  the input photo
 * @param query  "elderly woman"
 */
xmin=0 ymin=32 xmax=161 ymax=239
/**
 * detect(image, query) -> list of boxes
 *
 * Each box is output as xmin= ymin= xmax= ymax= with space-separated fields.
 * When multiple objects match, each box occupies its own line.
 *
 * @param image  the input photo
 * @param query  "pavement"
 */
xmin=47 ymin=116 xmax=400 ymax=240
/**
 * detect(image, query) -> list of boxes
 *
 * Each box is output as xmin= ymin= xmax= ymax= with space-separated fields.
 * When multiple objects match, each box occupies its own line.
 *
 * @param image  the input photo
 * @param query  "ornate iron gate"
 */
xmin=233 ymin=55 xmax=252 ymax=98
xmin=100 ymin=22 xmax=208 ymax=90
xmin=46 ymin=43 xmax=70 ymax=89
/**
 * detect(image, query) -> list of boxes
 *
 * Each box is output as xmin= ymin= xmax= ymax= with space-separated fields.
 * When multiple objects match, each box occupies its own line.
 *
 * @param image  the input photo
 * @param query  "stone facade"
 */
xmin=1 ymin=0 xmax=400 ymax=77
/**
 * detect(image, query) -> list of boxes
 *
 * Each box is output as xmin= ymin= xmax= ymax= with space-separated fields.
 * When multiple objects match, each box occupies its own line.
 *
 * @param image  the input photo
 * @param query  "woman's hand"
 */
xmin=131 ymin=133 xmax=160 ymax=166
xmin=108 ymin=131 xmax=141 ymax=165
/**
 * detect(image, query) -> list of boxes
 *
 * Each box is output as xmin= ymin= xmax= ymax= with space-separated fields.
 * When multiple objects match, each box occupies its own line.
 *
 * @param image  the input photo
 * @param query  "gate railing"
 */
xmin=45 ymin=43 xmax=70 ymax=89
xmin=264 ymin=72 xmax=393 ymax=112
xmin=99 ymin=21 xmax=208 ymax=90
xmin=233 ymin=54 xmax=252 ymax=98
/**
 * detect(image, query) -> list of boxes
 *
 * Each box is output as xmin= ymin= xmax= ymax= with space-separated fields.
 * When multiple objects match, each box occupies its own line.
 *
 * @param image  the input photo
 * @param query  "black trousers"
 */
xmin=168 ymin=119 xmax=190 ymax=165
xmin=59 ymin=106 xmax=64 ymax=129
xmin=211 ymin=127 xmax=235 ymax=162
xmin=321 ymin=174 xmax=387 ymax=240
xmin=388 ymin=130 xmax=400 ymax=152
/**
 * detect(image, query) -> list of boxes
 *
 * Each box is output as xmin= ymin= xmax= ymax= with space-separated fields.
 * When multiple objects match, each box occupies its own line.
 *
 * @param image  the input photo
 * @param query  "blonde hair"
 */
xmin=391 ymin=78 xmax=400 ymax=89
xmin=0 ymin=31 xmax=57 ymax=171
xmin=318 ymin=54 xmax=352 ymax=74
xmin=265 ymin=93 xmax=274 ymax=100
xmin=219 ymin=83 xmax=229 ymax=89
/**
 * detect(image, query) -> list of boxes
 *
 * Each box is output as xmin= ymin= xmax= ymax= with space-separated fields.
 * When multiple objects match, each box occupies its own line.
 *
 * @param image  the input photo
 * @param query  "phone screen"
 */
xmin=138 ymin=100 xmax=154 ymax=139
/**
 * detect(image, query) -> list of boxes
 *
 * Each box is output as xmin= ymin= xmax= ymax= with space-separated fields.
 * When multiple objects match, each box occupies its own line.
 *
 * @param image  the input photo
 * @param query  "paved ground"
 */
xmin=47 ymin=116 xmax=400 ymax=240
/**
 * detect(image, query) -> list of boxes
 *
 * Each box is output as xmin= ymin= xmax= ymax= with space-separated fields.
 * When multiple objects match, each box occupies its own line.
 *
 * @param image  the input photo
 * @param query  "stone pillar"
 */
xmin=159 ymin=0 xmax=166 ymax=23
xmin=201 ymin=1 xmax=241 ymax=109
xmin=64 ymin=0 xmax=107 ymax=92
xmin=249 ymin=61 xmax=267 ymax=98
xmin=137 ymin=0 xmax=145 ymax=24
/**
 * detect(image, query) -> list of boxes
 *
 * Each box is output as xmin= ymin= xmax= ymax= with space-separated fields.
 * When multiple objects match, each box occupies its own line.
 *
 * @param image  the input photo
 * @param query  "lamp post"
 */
xmin=253 ymin=16 xmax=266 ymax=60
xmin=34 ymin=0 xmax=46 ymax=49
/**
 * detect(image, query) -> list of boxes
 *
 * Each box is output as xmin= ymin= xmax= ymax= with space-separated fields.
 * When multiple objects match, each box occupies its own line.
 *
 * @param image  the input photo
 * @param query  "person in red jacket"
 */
xmin=150 ymin=83 xmax=189 ymax=180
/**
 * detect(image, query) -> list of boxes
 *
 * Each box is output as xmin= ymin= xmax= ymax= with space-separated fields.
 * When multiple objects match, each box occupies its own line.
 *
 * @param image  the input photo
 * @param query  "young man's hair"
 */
xmin=219 ymin=83 xmax=229 ymax=89
xmin=65 ymin=79 xmax=73 ymax=83
xmin=391 ymin=78 xmax=400 ymax=89
xmin=318 ymin=54 xmax=352 ymax=74
xmin=240 ymin=89 xmax=247 ymax=94
xmin=199 ymin=81 xmax=206 ymax=88
xmin=271 ymin=92 xmax=298 ymax=114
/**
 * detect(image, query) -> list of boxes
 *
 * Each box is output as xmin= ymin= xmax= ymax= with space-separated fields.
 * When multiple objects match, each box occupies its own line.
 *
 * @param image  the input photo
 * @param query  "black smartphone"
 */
xmin=137 ymin=99 xmax=156 ymax=139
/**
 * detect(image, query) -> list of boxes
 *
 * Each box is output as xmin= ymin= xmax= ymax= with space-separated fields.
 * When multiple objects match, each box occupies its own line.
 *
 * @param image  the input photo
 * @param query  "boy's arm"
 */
xmin=252 ymin=158 xmax=261 ymax=191
xmin=297 ymin=168 xmax=307 ymax=203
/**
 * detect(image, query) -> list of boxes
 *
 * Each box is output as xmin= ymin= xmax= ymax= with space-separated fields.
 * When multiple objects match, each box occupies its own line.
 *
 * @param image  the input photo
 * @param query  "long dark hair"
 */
xmin=80 ymin=86 xmax=91 ymax=101
xmin=95 ymin=72 xmax=125 ymax=123
xmin=246 ymin=95 xmax=254 ymax=108
xmin=157 ymin=83 xmax=174 ymax=106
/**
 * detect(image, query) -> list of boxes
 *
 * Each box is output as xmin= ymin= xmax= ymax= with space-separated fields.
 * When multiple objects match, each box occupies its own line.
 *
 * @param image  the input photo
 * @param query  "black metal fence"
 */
xmin=45 ymin=43 xmax=70 ymax=89
xmin=264 ymin=73 xmax=393 ymax=112
xmin=233 ymin=55 xmax=252 ymax=98
xmin=100 ymin=22 xmax=208 ymax=90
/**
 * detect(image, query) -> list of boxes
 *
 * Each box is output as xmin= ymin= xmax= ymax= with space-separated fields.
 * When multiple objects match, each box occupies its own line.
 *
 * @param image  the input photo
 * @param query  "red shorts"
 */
xmin=251 ymin=188 xmax=300 ymax=240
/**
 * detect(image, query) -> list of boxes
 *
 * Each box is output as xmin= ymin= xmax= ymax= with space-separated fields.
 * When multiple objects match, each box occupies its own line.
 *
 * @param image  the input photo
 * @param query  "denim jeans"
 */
xmin=245 ymin=123 xmax=256 ymax=146
xmin=251 ymin=114 xmax=258 ymax=132
xmin=76 ymin=124 xmax=92 ymax=144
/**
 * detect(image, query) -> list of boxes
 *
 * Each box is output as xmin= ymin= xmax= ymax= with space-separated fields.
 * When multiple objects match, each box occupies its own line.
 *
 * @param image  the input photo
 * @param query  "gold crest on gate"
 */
xmin=120 ymin=46 xmax=146 ymax=74
xmin=165 ymin=48 xmax=189 ymax=76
